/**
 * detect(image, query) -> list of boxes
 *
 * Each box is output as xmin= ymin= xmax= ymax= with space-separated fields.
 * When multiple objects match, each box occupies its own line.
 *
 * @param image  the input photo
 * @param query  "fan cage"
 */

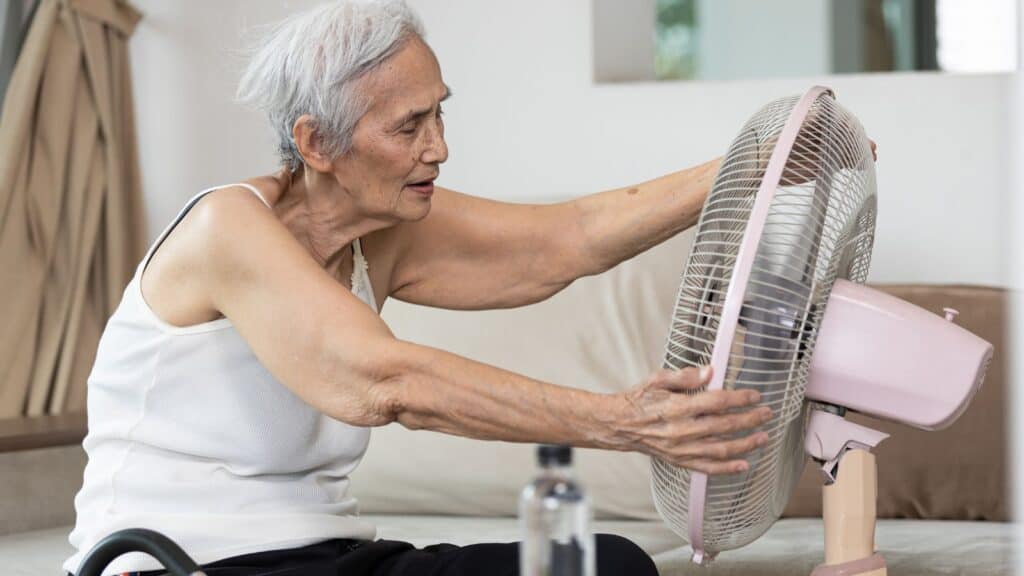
xmin=651 ymin=91 xmax=877 ymax=555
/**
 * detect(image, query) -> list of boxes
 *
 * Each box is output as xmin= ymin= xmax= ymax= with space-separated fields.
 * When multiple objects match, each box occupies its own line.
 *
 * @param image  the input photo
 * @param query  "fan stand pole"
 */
xmin=811 ymin=448 xmax=887 ymax=576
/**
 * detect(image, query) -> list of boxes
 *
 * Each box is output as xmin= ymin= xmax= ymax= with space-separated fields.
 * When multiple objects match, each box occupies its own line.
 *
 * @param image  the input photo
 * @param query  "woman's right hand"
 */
xmin=602 ymin=366 xmax=772 ymax=475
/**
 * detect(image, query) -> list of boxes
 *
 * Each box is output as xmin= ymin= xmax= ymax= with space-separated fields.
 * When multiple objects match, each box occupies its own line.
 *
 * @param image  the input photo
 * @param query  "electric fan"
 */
xmin=651 ymin=86 xmax=993 ymax=575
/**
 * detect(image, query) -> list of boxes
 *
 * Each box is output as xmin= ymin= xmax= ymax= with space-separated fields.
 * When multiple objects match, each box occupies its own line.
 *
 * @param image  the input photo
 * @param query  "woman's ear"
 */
xmin=292 ymin=114 xmax=334 ymax=173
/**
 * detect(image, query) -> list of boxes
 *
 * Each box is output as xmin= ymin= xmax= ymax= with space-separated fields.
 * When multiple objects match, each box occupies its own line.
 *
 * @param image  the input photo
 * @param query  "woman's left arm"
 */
xmin=569 ymin=157 xmax=720 ymax=276
xmin=388 ymin=158 xmax=720 ymax=310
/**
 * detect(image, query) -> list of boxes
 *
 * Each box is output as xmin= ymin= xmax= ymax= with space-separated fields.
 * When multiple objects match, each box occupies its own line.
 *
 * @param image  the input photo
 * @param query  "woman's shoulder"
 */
xmin=141 ymin=185 xmax=285 ymax=327
xmin=187 ymin=185 xmax=294 ymax=264
xmin=196 ymin=182 xmax=275 ymax=218
xmin=169 ymin=184 xmax=283 ymax=249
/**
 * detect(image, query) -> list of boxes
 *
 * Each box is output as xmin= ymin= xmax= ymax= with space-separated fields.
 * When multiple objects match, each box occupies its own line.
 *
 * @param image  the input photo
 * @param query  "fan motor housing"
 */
xmin=806 ymin=279 xmax=993 ymax=430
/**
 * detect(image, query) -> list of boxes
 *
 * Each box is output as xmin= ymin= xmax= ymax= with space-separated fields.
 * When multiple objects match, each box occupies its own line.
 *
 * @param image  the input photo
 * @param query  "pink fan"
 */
xmin=651 ymin=86 xmax=992 ymax=576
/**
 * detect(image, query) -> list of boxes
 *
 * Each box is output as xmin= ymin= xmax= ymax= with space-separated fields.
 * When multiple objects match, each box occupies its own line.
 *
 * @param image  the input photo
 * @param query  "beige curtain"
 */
xmin=0 ymin=0 xmax=144 ymax=418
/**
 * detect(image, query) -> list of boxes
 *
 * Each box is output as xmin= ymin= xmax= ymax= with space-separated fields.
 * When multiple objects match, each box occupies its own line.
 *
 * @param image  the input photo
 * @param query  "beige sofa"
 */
xmin=1 ymin=231 xmax=1012 ymax=575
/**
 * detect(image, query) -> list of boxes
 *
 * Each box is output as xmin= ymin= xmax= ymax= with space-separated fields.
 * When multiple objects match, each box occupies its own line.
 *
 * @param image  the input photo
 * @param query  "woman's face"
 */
xmin=331 ymin=36 xmax=449 ymax=222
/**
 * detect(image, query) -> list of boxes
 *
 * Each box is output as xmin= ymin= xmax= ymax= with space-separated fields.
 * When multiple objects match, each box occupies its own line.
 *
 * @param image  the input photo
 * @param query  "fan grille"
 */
xmin=651 ymin=90 xmax=877 ymax=555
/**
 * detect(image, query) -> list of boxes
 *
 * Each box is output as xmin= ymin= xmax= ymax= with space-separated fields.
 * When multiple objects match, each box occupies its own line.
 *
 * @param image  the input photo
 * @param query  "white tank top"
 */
xmin=64 ymin=184 xmax=378 ymax=576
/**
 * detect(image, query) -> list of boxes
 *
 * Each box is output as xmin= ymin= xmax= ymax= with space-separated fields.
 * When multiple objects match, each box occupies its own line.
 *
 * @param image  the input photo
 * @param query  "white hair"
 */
xmin=237 ymin=0 xmax=425 ymax=171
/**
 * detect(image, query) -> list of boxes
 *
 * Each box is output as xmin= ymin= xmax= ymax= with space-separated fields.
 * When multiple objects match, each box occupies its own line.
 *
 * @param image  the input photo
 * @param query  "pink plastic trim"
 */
xmin=687 ymin=86 xmax=835 ymax=563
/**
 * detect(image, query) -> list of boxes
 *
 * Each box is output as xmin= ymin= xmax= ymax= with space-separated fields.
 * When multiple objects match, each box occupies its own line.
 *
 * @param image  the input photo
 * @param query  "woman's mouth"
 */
xmin=406 ymin=179 xmax=435 ymax=196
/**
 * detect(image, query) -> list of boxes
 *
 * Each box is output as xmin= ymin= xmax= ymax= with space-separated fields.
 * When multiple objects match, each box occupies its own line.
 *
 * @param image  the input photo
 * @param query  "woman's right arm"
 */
xmin=194 ymin=189 xmax=769 ymax=475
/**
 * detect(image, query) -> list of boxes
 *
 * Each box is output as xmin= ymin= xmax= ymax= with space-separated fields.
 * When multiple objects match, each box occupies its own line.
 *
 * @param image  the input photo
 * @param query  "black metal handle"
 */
xmin=76 ymin=528 xmax=204 ymax=576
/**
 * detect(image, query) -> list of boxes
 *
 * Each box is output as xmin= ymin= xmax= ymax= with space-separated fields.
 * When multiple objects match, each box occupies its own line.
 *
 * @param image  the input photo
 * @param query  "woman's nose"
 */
xmin=421 ymin=121 xmax=448 ymax=164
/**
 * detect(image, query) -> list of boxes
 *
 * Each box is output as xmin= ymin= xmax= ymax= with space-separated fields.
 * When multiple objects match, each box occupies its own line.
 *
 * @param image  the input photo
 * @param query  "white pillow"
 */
xmin=352 ymin=229 xmax=696 ymax=520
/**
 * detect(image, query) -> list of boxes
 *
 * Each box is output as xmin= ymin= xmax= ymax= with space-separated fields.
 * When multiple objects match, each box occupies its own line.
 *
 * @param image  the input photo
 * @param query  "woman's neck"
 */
xmin=270 ymin=167 xmax=390 ymax=270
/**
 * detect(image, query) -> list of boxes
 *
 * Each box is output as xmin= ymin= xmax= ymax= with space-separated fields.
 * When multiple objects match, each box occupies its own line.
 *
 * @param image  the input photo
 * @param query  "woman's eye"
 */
xmin=400 ymin=124 xmax=416 ymax=134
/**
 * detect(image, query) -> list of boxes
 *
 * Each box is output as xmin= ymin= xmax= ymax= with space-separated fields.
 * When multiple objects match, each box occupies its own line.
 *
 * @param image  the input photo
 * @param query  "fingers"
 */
xmin=670 ymin=432 xmax=769 ymax=475
xmin=647 ymin=366 xmax=712 ymax=392
xmin=677 ymin=457 xmax=752 ymax=475
xmin=663 ymin=413 xmax=771 ymax=474
xmin=679 ymin=431 xmax=769 ymax=460
xmin=685 ymin=388 xmax=762 ymax=416
xmin=630 ymin=367 xmax=776 ymax=476
xmin=681 ymin=406 xmax=772 ymax=438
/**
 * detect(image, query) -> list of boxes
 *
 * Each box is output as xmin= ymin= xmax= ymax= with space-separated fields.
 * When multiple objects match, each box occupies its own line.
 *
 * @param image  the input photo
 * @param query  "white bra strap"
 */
xmin=350 ymin=238 xmax=378 ymax=311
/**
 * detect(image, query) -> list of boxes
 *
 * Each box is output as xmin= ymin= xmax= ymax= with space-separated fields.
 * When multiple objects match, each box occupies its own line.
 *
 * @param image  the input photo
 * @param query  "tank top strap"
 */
xmin=232 ymin=182 xmax=272 ymax=208
xmin=141 ymin=183 xmax=271 ymax=273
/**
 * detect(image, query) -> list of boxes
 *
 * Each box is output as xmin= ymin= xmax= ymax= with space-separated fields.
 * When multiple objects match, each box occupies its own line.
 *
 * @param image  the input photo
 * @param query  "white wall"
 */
xmin=130 ymin=0 xmax=1013 ymax=287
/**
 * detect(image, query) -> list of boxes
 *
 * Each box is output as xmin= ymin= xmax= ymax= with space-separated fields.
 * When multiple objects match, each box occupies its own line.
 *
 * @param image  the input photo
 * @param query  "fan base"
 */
xmin=811 ymin=552 xmax=886 ymax=576
xmin=811 ymin=449 xmax=888 ymax=576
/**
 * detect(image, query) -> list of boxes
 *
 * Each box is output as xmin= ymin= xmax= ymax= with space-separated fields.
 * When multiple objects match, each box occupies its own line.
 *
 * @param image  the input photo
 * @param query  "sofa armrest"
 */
xmin=0 ymin=413 xmax=87 ymax=453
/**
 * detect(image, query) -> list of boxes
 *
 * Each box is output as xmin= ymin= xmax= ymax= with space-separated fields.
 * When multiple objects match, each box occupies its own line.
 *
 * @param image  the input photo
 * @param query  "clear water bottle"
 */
xmin=519 ymin=444 xmax=595 ymax=576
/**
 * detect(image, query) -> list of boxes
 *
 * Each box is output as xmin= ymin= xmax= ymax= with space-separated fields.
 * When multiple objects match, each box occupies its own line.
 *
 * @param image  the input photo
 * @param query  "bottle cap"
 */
xmin=537 ymin=444 xmax=572 ymax=466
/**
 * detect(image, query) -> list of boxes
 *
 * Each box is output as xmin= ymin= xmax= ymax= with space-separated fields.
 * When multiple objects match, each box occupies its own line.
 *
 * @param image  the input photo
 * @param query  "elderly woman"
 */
xmin=64 ymin=2 xmax=776 ymax=575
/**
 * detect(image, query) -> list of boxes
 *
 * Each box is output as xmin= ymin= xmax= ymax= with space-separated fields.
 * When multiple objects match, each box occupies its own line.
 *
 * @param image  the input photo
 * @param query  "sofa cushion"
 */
xmin=650 ymin=519 xmax=1012 ymax=575
xmin=381 ymin=517 xmax=1014 ymax=576
xmin=0 ymin=445 xmax=86 ymax=536
xmin=6 ymin=519 xmax=1012 ymax=576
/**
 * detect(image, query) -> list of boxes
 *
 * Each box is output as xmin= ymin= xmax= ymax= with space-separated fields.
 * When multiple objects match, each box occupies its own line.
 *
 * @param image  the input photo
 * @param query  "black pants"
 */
xmin=131 ymin=533 xmax=658 ymax=576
